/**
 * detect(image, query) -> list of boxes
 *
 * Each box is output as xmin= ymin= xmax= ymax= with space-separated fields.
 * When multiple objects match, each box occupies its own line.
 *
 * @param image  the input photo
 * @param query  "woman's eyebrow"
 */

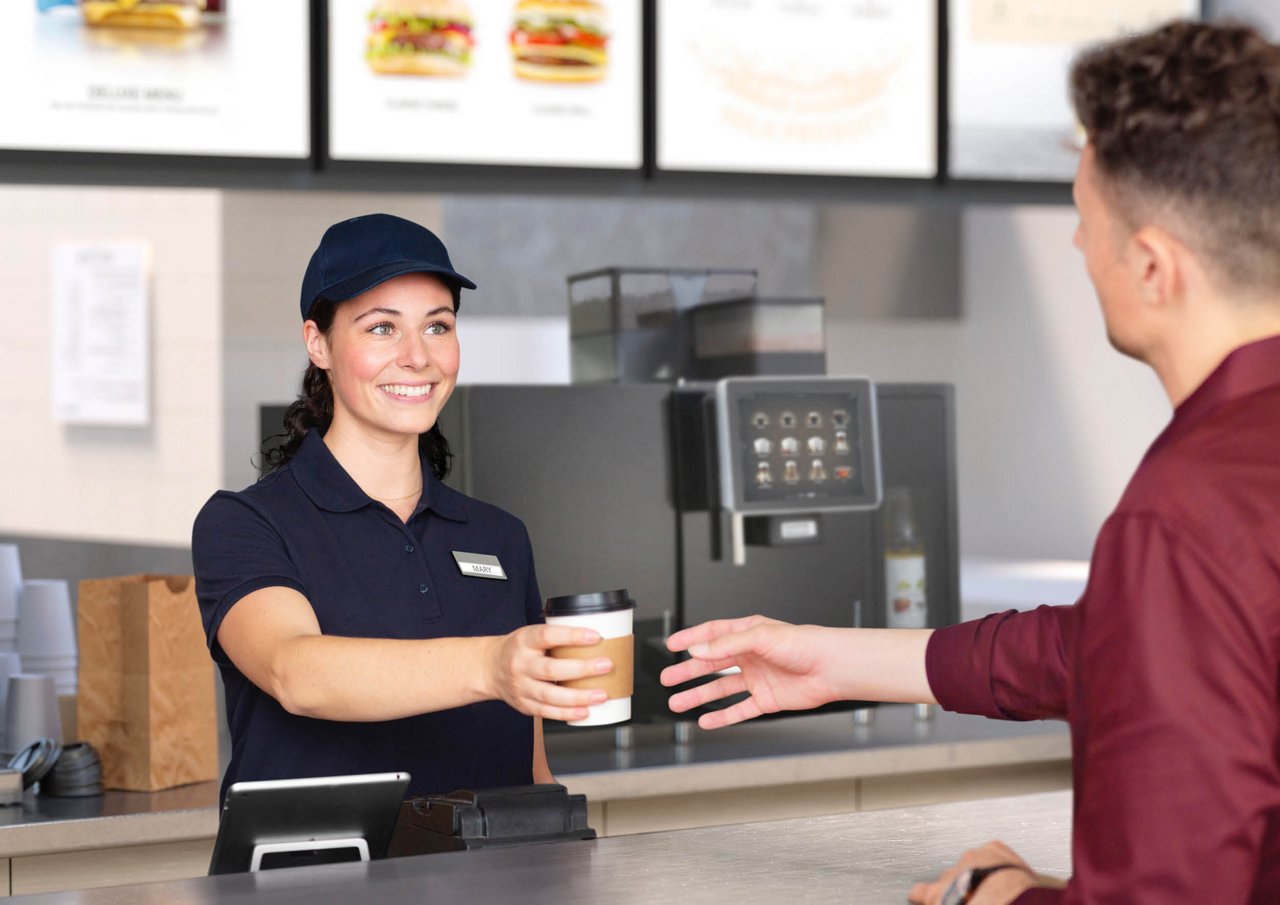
xmin=353 ymin=306 xmax=400 ymax=322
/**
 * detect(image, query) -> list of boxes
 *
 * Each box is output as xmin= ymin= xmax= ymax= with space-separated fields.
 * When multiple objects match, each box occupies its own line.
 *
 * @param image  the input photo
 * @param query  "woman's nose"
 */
xmin=398 ymin=332 xmax=430 ymax=369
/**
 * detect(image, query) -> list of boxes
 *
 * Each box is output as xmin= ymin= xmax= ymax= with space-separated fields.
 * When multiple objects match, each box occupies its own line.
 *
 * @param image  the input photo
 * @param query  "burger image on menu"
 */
xmin=510 ymin=0 xmax=609 ymax=83
xmin=80 ymin=0 xmax=205 ymax=29
xmin=366 ymin=0 xmax=476 ymax=76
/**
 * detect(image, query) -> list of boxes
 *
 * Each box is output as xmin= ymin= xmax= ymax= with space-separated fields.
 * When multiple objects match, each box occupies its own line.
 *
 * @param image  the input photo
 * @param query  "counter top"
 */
xmin=5 ymin=789 xmax=1074 ymax=904
xmin=0 ymin=780 xmax=220 ymax=858
xmin=0 ymin=707 xmax=1069 ymax=858
xmin=551 ymin=705 xmax=1069 ymax=800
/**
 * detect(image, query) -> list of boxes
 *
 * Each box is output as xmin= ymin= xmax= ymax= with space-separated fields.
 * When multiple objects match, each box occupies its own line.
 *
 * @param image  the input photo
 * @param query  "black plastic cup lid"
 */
xmin=8 ymin=738 xmax=61 ymax=790
xmin=544 ymin=589 xmax=635 ymax=617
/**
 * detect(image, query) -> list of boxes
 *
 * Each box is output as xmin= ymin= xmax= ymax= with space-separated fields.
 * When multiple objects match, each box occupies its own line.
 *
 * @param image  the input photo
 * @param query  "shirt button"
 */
xmin=419 ymin=584 xmax=429 ymax=594
xmin=405 ymin=544 xmax=415 ymax=553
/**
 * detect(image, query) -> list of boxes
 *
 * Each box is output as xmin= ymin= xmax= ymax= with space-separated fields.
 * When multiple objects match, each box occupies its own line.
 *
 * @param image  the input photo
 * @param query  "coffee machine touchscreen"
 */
xmin=717 ymin=377 xmax=881 ymax=515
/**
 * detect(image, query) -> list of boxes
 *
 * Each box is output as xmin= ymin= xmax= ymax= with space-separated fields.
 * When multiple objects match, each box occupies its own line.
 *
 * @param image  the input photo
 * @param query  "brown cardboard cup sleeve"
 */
xmin=549 ymin=635 xmax=634 ymax=699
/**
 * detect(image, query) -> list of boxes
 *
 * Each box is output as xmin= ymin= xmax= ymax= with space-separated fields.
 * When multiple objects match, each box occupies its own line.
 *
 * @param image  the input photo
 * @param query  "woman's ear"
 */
xmin=303 ymin=320 xmax=331 ymax=369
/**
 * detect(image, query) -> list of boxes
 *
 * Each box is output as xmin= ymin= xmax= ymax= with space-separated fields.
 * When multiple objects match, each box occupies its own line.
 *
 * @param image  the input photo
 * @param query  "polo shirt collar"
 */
xmin=291 ymin=429 xmax=468 ymax=522
xmin=1173 ymin=332 xmax=1280 ymax=431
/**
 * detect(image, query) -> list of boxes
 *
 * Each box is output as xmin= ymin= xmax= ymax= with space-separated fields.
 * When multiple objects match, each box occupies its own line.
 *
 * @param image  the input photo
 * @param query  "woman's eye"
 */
xmin=369 ymin=322 xmax=395 ymax=336
xmin=425 ymin=322 xmax=451 ymax=336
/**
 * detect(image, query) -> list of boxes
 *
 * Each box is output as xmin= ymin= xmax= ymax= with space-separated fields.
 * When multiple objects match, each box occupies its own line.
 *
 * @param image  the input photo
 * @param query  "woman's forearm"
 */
xmin=266 ymin=633 xmax=499 ymax=721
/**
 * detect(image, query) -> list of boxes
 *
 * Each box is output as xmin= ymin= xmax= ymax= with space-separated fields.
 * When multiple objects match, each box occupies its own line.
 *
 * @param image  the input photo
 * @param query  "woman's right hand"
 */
xmin=483 ymin=624 xmax=613 ymax=721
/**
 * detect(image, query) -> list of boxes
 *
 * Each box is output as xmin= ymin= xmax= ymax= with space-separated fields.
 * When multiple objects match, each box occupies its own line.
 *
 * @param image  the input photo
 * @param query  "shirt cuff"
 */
xmin=924 ymin=615 xmax=1008 ymax=718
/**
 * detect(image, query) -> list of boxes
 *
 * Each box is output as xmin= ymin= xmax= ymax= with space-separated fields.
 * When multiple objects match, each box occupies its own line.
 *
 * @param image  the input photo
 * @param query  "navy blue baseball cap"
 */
xmin=299 ymin=213 xmax=477 ymax=320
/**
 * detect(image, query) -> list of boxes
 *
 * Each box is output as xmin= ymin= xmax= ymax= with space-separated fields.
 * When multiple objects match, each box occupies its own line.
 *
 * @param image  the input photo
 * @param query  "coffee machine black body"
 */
xmin=434 ymin=380 xmax=960 ymax=725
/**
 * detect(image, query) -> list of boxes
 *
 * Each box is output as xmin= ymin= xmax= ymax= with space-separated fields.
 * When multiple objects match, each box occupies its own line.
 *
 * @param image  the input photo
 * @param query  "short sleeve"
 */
xmin=191 ymin=491 xmax=308 ymax=664
xmin=517 ymin=521 xmax=545 ymax=627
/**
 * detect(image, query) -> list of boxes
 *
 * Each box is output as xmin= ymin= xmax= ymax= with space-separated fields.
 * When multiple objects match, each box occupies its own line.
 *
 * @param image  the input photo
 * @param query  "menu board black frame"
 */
xmin=0 ymin=0 xmax=1210 ymax=200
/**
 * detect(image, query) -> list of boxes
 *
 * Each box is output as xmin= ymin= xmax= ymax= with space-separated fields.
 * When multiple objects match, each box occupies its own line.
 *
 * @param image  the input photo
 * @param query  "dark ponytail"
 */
xmin=260 ymin=297 xmax=454 ymax=480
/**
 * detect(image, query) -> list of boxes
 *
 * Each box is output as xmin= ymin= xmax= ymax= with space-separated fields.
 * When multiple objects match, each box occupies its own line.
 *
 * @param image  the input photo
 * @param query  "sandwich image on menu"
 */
xmin=79 ymin=0 xmax=205 ymax=29
xmin=366 ymin=0 xmax=475 ymax=76
xmin=510 ymin=0 xmax=608 ymax=83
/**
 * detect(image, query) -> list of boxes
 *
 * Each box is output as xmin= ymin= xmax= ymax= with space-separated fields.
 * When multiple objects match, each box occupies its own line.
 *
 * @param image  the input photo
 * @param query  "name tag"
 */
xmin=452 ymin=551 xmax=508 ymax=581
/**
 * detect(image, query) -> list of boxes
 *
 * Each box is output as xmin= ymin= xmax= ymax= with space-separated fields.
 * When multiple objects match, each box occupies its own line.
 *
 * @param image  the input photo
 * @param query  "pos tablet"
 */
xmin=207 ymin=772 xmax=410 ymax=875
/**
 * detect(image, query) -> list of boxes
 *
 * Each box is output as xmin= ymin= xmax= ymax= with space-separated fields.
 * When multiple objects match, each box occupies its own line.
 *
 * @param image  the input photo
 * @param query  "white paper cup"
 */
xmin=0 ymin=651 xmax=23 ymax=752
xmin=0 ymin=545 xmax=21 ymax=622
xmin=545 ymin=589 xmax=635 ymax=727
xmin=4 ymin=673 xmax=62 ymax=753
xmin=0 ymin=619 xmax=17 ymax=655
xmin=17 ymin=580 xmax=77 ymax=658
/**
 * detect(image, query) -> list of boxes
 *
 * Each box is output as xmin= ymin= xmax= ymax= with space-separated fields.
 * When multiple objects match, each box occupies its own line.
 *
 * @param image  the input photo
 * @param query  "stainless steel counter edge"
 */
xmin=1 ymin=807 xmax=220 ymax=858
xmin=559 ymin=731 xmax=1070 ymax=800
xmin=0 ymin=708 xmax=1070 ymax=858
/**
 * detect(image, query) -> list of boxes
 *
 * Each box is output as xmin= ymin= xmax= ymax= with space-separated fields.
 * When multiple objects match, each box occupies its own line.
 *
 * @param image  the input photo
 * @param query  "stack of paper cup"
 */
xmin=4 ymin=673 xmax=62 ymax=754
xmin=17 ymin=580 xmax=78 ymax=697
xmin=0 ymin=651 xmax=24 ymax=754
xmin=0 ymin=545 xmax=21 ymax=654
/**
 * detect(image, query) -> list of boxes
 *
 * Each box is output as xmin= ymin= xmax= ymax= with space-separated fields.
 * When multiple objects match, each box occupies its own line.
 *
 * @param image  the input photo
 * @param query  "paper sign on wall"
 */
xmin=52 ymin=241 xmax=151 ymax=427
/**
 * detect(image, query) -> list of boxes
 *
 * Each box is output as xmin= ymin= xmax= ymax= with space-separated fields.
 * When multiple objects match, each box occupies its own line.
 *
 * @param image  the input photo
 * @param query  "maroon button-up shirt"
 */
xmin=927 ymin=334 xmax=1280 ymax=904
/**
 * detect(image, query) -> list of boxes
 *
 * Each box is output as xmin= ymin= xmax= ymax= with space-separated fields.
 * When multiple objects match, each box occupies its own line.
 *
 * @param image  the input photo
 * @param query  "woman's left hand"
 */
xmin=908 ymin=841 xmax=1037 ymax=905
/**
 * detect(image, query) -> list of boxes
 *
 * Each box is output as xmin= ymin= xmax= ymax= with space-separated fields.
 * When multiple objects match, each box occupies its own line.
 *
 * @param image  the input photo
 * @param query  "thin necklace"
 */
xmin=371 ymin=485 xmax=423 ymax=504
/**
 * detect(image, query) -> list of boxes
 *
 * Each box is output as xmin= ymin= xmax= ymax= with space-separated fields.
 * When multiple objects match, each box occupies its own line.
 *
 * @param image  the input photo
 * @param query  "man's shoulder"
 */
xmin=1114 ymin=386 xmax=1280 ymax=565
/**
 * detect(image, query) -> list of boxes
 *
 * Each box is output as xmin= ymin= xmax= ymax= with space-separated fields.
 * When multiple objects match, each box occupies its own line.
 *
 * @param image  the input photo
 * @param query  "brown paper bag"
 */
xmin=76 ymin=574 xmax=218 ymax=791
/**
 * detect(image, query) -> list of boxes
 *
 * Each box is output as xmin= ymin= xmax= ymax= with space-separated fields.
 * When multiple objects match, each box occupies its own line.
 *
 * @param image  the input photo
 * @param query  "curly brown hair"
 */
xmin=1070 ymin=20 xmax=1280 ymax=292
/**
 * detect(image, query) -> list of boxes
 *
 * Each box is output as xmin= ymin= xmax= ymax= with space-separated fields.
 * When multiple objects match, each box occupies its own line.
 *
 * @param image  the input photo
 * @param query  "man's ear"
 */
xmin=1130 ymin=226 xmax=1184 ymax=310
xmin=303 ymin=320 xmax=330 ymax=369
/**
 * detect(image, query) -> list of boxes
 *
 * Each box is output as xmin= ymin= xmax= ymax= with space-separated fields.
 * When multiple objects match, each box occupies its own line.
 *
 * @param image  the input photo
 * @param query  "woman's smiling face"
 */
xmin=305 ymin=271 xmax=459 ymax=443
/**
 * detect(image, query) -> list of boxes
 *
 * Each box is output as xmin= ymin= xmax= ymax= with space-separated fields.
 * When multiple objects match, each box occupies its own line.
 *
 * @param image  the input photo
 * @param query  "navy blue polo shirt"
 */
xmin=192 ymin=429 xmax=543 ymax=801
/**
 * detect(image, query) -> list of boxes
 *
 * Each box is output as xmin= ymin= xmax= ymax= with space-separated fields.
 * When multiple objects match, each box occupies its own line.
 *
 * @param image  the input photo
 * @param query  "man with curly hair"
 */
xmin=662 ymin=20 xmax=1280 ymax=904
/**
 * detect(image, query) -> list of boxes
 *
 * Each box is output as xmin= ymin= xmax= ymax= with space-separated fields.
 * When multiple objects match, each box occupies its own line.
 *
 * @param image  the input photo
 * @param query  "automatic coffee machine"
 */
xmin=436 ymin=377 xmax=959 ymax=725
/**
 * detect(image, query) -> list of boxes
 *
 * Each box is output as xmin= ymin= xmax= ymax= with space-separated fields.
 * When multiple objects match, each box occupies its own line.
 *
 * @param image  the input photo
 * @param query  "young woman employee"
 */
xmin=192 ymin=213 xmax=610 ymax=800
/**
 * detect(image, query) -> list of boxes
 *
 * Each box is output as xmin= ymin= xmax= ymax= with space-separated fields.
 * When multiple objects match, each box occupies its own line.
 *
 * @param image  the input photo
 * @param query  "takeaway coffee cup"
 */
xmin=544 ymin=590 xmax=635 ymax=727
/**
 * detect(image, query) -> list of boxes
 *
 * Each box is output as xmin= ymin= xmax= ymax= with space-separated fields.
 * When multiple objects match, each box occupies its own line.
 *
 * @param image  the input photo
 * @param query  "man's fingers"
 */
xmin=666 ymin=615 xmax=770 ymax=653
xmin=659 ymin=654 xmax=739 ymax=687
xmin=697 ymin=695 xmax=763 ymax=729
xmin=668 ymin=672 xmax=748 ymax=714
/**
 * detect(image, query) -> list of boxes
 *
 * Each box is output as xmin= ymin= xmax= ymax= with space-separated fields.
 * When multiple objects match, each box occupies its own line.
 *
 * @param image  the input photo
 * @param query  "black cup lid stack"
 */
xmin=7 ymin=739 xmax=104 ymax=797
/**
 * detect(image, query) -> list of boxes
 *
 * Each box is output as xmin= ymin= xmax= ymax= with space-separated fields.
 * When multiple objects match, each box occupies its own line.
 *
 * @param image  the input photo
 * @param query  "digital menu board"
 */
xmin=949 ymin=0 xmax=1200 ymax=182
xmin=656 ymin=0 xmax=938 ymax=178
xmin=328 ymin=0 xmax=642 ymax=169
xmin=0 ymin=2 xmax=310 ymax=159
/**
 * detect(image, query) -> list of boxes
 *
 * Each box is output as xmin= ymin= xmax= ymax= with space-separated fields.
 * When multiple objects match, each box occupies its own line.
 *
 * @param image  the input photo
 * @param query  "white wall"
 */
xmin=0 ymin=186 xmax=222 ymax=546
xmin=824 ymin=205 xmax=1170 ymax=560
